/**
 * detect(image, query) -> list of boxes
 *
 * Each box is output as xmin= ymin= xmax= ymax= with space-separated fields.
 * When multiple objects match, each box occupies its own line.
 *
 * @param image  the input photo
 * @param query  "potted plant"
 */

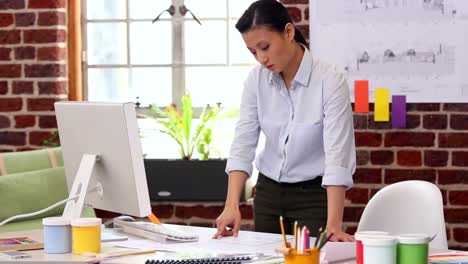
xmin=139 ymin=94 xmax=239 ymax=201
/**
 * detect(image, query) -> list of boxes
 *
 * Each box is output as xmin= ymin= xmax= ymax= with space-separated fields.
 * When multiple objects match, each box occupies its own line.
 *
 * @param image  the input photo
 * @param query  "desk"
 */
xmin=0 ymin=225 xmax=457 ymax=264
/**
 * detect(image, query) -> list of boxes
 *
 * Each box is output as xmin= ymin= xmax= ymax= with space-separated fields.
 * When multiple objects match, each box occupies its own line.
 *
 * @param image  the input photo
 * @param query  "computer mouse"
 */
xmin=115 ymin=215 xmax=136 ymax=222
xmin=103 ymin=215 xmax=135 ymax=228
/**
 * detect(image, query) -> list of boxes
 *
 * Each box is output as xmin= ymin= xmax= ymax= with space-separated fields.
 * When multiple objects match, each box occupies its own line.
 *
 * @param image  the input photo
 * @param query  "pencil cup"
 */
xmin=42 ymin=217 xmax=72 ymax=254
xmin=355 ymin=231 xmax=390 ymax=264
xmin=284 ymin=248 xmax=320 ymax=264
xmin=71 ymin=218 xmax=102 ymax=254
xmin=397 ymin=234 xmax=429 ymax=264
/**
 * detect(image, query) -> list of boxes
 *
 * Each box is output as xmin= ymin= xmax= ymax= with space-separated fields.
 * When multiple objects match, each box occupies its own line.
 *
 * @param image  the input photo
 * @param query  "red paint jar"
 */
xmin=355 ymin=231 xmax=389 ymax=264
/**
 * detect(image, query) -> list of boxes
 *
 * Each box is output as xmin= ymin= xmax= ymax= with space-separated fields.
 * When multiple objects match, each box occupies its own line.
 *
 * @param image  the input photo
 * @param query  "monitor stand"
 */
xmin=62 ymin=154 xmax=102 ymax=220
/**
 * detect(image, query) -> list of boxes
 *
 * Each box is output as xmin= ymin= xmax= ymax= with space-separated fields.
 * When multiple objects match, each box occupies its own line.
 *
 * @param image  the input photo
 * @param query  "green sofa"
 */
xmin=0 ymin=148 xmax=94 ymax=233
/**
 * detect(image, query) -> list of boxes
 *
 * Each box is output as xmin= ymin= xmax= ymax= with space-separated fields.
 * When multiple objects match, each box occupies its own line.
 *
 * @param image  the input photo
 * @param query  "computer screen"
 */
xmin=54 ymin=101 xmax=152 ymax=219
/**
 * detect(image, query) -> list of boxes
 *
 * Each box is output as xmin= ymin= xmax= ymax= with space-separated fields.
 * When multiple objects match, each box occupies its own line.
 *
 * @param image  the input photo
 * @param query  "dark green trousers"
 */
xmin=253 ymin=173 xmax=327 ymax=235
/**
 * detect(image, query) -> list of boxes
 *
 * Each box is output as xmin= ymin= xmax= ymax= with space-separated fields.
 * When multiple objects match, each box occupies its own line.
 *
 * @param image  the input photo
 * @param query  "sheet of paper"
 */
xmin=310 ymin=0 xmax=468 ymax=102
xmin=322 ymin=242 xmax=356 ymax=263
xmin=113 ymin=226 xmax=295 ymax=256
xmin=111 ymin=224 xmax=341 ymax=262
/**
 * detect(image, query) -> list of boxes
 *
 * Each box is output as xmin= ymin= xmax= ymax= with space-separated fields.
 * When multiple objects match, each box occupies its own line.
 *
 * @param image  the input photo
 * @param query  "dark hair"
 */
xmin=235 ymin=0 xmax=307 ymax=46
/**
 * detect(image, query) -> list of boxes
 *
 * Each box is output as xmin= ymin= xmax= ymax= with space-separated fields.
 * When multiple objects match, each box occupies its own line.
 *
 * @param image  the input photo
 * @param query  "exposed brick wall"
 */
xmin=0 ymin=0 xmax=66 ymax=152
xmin=348 ymin=104 xmax=468 ymax=250
xmin=280 ymin=1 xmax=468 ymax=250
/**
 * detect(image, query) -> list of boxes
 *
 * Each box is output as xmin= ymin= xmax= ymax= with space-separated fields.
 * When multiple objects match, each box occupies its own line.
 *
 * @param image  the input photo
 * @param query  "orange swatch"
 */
xmin=354 ymin=80 xmax=369 ymax=113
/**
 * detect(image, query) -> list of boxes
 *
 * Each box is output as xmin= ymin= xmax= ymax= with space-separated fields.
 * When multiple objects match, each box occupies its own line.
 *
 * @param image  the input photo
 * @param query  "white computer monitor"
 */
xmin=54 ymin=101 xmax=152 ymax=220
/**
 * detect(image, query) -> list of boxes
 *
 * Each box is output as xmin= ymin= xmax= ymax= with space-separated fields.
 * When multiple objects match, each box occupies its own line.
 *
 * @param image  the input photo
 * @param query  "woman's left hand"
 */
xmin=325 ymin=186 xmax=355 ymax=242
xmin=326 ymin=226 xmax=355 ymax=242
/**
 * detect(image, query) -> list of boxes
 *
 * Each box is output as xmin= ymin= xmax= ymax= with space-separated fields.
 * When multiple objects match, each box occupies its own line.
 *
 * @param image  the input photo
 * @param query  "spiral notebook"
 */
xmin=145 ymin=255 xmax=255 ymax=264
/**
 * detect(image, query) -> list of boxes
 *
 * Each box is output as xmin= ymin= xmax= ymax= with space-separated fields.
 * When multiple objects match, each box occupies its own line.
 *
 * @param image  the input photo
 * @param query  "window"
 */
xmin=82 ymin=0 xmax=257 ymax=158
xmin=83 ymin=0 xmax=256 ymax=108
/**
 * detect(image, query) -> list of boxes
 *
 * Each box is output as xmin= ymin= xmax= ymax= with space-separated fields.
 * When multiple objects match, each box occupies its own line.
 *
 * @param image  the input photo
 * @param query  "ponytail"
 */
xmin=294 ymin=26 xmax=307 ymax=46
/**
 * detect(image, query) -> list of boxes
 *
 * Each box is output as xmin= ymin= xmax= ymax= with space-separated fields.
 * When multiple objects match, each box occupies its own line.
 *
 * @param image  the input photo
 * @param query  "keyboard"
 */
xmin=113 ymin=219 xmax=199 ymax=242
xmin=145 ymin=256 xmax=254 ymax=264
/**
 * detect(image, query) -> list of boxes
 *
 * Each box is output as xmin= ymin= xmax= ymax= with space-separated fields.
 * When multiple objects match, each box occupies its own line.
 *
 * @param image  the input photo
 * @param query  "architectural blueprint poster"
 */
xmin=309 ymin=0 xmax=468 ymax=102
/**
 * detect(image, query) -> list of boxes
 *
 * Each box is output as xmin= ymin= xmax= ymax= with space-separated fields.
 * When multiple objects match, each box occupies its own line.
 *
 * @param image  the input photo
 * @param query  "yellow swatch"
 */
xmin=375 ymin=88 xmax=389 ymax=122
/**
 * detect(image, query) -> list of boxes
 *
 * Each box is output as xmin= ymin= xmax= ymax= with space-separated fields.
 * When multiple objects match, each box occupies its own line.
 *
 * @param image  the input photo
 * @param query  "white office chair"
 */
xmin=357 ymin=180 xmax=448 ymax=249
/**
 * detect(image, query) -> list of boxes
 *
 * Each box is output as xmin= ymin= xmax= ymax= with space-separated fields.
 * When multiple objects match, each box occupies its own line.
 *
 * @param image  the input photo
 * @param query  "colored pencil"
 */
xmin=279 ymin=216 xmax=287 ymax=247
xmin=319 ymin=232 xmax=334 ymax=250
xmin=313 ymin=227 xmax=323 ymax=248
xmin=293 ymin=221 xmax=298 ymax=249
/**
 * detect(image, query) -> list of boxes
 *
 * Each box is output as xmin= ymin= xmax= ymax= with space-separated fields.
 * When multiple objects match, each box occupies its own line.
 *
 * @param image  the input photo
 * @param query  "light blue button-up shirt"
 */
xmin=225 ymin=48 xmax=356 ymax=189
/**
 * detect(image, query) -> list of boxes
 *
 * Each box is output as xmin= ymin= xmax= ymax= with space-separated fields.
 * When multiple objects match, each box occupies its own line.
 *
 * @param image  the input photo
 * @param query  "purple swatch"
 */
xmin=392 ymin=95 xmax=406 ymax=128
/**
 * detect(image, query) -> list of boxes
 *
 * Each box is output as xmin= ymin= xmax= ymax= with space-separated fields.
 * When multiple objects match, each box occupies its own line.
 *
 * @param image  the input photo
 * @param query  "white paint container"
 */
xmin=355 ymin=231 xmax=390 ymax=264
xmin=362 ymin=235 xmax=397 ymax=264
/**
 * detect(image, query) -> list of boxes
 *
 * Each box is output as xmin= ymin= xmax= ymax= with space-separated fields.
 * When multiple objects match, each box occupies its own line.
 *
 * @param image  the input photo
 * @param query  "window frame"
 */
xmin=68 ymin=0 xmax=82 ymax=101
xmin=80 ymin=0 xmax=255 ymax=114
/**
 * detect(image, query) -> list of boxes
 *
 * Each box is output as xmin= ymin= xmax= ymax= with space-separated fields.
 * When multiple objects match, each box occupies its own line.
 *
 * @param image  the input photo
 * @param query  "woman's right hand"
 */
xmin=212 ymin=205 xmax=241 ymax=239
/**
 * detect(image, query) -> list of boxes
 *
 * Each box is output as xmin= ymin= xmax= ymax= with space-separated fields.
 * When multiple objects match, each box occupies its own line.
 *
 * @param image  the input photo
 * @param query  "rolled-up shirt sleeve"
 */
xmin=225 ymin=69 xmax=261 ymax=177
xmin=321 ymin=74 xmax=356 ymax=189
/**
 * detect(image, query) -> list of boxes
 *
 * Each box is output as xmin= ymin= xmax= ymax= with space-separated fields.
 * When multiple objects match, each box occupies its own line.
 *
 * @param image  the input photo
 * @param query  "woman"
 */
xmin=213 ymin=0 xmax=356 ymax=242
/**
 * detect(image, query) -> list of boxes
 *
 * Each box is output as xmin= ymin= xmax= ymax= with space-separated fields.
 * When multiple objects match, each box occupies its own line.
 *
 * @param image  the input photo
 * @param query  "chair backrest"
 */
xmin=357 ymin=180 xmax=448 ymax=249
xmin=0 ymin=147 xmax=63 ymax=176
xmin=0 ymin=148 xmax=96 ymax=232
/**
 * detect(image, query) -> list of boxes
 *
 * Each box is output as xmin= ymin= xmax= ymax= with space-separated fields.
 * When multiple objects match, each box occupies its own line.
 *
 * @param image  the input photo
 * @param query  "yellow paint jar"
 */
xmin=284 ymin=248 xmax=320 ymax=264
xmin=71 ymin=218 xmax=102 ymax=255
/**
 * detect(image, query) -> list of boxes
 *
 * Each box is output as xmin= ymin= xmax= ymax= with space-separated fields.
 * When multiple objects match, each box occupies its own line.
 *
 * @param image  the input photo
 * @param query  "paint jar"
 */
xmin=42 ymin=217 xmax=72 ymax=254
xmin=284 ymin=248 xmax=320 ymax=264
xmin=71 ymin=218 xmax=102 ymax=254
xmin=362 ymin=235 xmax=397 ymax=264
xmin=397 ymin=234 xmax=429 ymax=264
xmin=355 ymin=231 xmax=390 ymax=264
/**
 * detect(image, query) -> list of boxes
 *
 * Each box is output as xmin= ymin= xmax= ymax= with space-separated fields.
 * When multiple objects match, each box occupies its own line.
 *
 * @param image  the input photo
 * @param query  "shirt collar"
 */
xmin=269 ymin=45 xmax=313 ymax=88
xmin=294 ymin=45 xmax=313 ymax=87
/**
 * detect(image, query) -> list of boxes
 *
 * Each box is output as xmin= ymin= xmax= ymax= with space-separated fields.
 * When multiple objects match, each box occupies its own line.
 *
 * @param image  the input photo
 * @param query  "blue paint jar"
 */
xmin=42 ymin=217 xmax=72 ymax=254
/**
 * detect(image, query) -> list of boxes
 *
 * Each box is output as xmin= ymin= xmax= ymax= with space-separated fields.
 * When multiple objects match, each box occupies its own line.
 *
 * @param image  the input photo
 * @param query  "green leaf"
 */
xmin=181 ymin=94 xmax=193 ymax=157
xmin=140 ymin=97 xmax=239 ymax=160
